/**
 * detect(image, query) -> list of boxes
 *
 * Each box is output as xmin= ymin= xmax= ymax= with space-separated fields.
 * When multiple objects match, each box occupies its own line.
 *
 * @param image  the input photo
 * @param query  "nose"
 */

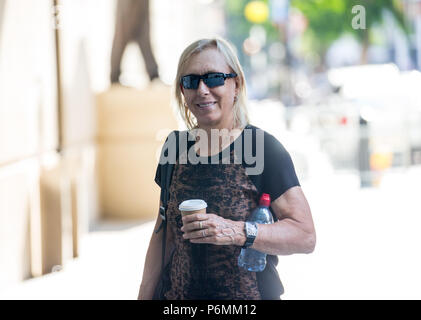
xmin=197 ymin=79 xmax=210 ymax=94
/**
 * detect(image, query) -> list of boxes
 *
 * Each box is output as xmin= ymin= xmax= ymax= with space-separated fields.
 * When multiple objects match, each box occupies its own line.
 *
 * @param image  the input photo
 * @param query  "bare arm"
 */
xmin=137 ymin=214 xmax=163 ymax=300
xmin=250 ymin=186 xmax=316 ymax=255
xmin=182 ymin=186 xmax=316 ymax=256
xmin=137 ymin=201 xmax=174 ymax=300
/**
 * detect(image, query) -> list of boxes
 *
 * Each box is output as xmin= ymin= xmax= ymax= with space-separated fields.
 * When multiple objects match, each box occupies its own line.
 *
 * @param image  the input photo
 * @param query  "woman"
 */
xmin=138 ymin=37 xmax=316 ymax=300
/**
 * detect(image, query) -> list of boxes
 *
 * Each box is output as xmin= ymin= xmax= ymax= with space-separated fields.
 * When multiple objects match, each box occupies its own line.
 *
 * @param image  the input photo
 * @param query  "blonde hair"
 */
xmin=174 ymin=37 xmax=249 ymax=130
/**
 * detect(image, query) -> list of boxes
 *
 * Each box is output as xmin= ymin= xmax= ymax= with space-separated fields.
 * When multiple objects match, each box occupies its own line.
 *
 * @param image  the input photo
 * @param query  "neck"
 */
xmin=198 ymin=115 xmax=235 ymax=133
xmin=194 ymin=119 xmax=244 ymax=157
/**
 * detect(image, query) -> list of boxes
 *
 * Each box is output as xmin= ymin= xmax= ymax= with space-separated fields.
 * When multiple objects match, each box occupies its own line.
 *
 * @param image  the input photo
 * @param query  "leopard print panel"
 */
xmin=163 ymin=146 xmax=262 ymax=300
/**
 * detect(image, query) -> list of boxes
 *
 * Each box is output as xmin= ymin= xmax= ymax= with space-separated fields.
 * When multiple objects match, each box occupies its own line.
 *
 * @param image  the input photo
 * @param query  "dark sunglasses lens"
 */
xmin=181 ymin=73 xmax=227 ymax=89
xmin=182 ymin=75 xmax=199 ymax=89
xmin=204 ymin=74 xmax=225 ymax=88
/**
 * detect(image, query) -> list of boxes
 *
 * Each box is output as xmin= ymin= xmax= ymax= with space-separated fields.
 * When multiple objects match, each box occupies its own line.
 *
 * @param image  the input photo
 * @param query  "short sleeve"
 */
xmin=261 ymin=132 xmax=300 ymax=201
xmin=242 ymin=126 xmax=300 ymax=202
xmin=154 ymin=130 xmax=181 ymax=188
xmin=154 ymin=132 xmax=172 ymax=188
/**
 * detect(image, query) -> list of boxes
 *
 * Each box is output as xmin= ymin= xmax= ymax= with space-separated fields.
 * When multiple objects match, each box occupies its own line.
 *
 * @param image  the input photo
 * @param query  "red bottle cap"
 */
xmin=259 ymin=193 xmax=271 ymax=207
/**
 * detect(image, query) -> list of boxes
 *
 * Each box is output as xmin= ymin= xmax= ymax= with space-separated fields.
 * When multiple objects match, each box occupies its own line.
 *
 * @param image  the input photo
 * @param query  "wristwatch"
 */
xmin=242 ymin=221 xmax=258 ymax=248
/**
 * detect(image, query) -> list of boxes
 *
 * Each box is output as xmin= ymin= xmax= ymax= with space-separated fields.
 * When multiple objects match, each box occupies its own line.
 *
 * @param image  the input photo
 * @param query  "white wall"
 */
xmin=0 ymin=0 xmax=99 ymax=287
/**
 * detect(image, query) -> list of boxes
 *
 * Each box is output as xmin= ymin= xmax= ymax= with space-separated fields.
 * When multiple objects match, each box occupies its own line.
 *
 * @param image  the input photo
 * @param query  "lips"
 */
xmin=196 ymin=101 xmax=216 ymax=108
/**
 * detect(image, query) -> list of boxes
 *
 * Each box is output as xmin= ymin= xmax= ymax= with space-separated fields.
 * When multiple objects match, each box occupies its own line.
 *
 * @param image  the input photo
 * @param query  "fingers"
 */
xmin=181 ymin=220 xmax=206 ymax=232
xmin=181 ymin=213 xmax=216 ymax=239
xmin=181 ymin=213 xmax=209 ymax=224
xmin=181 ymin=213 xmax=218 ymax=232
xmin=183 ymin=227 xmax=211 ymax=240
xmin=181 ymin=215 xmax=241 ymax=245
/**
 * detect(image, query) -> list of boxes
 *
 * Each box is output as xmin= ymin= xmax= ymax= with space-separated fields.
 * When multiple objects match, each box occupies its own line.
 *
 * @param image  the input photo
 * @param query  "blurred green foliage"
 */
xmin=290 ymin=0 xmax=410 ymax=59
xmin=225 ymin=0 xmax=409 ymax=63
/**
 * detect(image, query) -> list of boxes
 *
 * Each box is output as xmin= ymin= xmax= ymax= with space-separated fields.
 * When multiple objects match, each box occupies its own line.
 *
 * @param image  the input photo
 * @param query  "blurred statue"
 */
xmin=110 ymin=0 xmax=159 ymax=84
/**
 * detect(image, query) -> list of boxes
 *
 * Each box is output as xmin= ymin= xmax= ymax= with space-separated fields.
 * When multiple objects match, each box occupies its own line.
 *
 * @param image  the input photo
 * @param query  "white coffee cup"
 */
xmin=178 ymin=199 xmax=207 ymax=216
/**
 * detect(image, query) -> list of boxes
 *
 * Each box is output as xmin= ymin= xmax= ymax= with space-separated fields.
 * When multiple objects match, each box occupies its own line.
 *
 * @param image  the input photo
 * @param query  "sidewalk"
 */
xmin=281 ymin=166 xmax=421 ymax=299
xmin=0 ymin=220 xmax=154 ymax=300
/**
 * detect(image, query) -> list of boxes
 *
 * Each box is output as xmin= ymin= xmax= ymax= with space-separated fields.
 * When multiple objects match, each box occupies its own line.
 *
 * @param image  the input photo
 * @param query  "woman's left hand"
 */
xmin=181 ymin=213 xmax=246 ymax=246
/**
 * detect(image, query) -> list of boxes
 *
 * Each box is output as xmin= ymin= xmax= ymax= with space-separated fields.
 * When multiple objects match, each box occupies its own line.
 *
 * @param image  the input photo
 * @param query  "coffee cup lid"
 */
xmin=178 ymin=199 xmax=207 ymax=211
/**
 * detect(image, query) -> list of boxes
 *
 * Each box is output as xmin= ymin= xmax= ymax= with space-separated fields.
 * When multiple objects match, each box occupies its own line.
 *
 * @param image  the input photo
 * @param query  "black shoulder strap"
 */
xmin=154 ymin=130 xmax=180 ymax=234
xmin=154 ymin=130 xmax=182 ymax=287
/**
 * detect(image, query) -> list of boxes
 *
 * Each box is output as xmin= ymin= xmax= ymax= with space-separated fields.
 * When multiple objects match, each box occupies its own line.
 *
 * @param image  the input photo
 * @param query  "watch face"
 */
xmin=247 ymin=222 xmax=258 ymax=238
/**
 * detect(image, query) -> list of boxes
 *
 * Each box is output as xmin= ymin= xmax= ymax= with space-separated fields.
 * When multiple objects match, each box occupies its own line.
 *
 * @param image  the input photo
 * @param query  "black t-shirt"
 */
xmin=154 ymin=124 xmax=300 ymax=299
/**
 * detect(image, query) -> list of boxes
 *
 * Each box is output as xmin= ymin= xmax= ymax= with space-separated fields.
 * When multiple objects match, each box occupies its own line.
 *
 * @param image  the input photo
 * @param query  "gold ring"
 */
xmin=199 ymin=221 xmax=203 ymax=229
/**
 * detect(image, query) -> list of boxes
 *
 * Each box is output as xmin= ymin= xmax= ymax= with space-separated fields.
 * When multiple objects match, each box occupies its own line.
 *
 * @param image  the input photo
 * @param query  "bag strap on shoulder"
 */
xmin=154 ymin=130 xmax=180 ymax=233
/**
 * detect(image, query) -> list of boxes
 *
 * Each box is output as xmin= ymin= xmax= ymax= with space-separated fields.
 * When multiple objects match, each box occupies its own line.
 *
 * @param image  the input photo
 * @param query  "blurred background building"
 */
xmin=0 ymin=0 xmax=421 ymax=299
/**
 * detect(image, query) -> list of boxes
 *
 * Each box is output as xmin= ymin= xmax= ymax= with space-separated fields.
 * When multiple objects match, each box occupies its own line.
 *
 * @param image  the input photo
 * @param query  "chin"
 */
xmin=196 ymin=114 xmax=222 ymax=126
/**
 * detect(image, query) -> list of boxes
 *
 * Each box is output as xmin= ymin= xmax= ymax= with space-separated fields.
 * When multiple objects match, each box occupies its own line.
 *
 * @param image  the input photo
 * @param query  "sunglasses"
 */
xmin=181 ymin=72 xmax=237 ymax=90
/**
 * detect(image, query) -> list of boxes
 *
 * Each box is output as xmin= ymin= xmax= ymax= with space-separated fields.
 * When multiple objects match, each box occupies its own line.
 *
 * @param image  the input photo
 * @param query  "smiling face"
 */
xmin=181 ymin=48 xmax=239 ymax=130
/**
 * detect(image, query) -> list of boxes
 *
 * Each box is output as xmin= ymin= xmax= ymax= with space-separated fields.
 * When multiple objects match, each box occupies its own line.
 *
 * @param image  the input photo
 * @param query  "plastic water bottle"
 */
xmin=238 ymin=193 xmax=273 ymax=272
